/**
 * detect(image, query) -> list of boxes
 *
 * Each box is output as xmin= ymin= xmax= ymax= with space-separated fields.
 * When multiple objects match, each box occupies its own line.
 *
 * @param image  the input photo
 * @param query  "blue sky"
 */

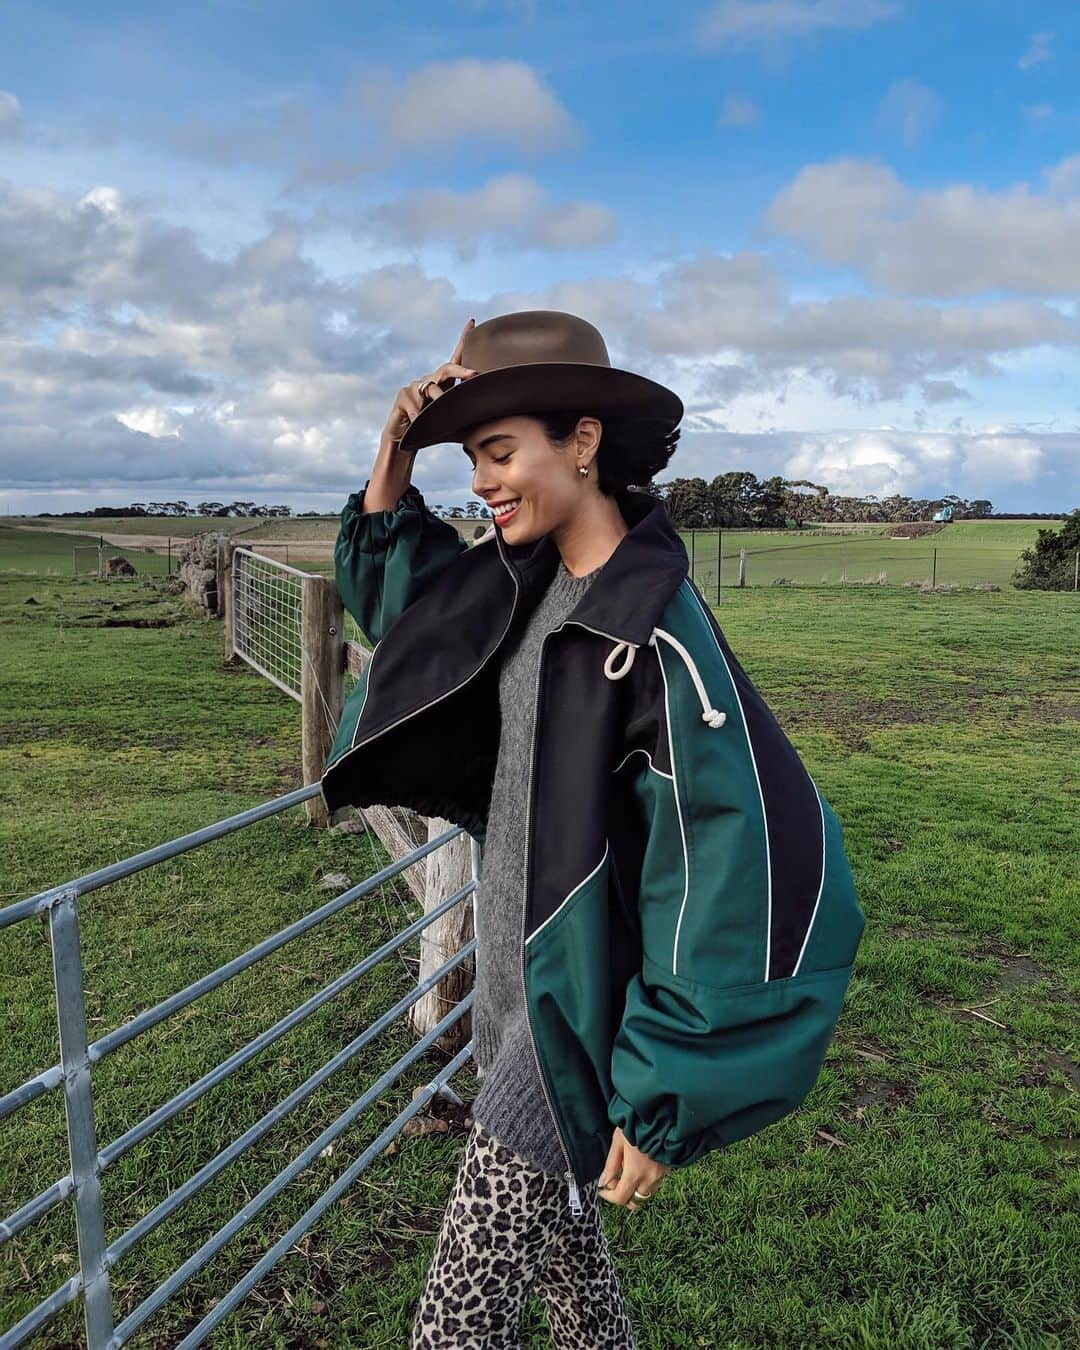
xmin=2 ymin=0 xmax=1078 ymax=514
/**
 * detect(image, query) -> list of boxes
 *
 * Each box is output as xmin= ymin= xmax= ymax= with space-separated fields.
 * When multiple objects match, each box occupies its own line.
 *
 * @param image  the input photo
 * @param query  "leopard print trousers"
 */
xmin=411 ymin=1117 xmax=637 ymax=1347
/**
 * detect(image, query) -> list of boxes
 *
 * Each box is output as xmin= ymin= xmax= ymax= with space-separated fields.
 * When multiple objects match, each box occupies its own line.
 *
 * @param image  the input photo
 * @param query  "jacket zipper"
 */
xmin=521 ymin=624 xmax=582 ymax=1215
xmin=520 ymin=614 xmax=626 ymax=1218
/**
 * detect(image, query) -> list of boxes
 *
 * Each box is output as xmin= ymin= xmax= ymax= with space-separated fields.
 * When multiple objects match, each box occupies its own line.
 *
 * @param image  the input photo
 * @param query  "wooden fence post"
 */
xmin=409 ymin=820 xmax=477 ymax=1058
xmin=222 ymin=540 xmax=238 ymax=664
xmin=301 ymin=575 xmax=345 ymax=827
xmin=214 ymin=535 xmax=227 ymax=618
xmin=342 ymin=638 xmax=476 ymax=1058
xmin=738 ymin=548 xmax=747 ymax=587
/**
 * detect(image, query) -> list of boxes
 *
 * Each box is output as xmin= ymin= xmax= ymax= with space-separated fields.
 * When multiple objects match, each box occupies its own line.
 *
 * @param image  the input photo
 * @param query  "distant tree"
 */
xmin=749 ymin=474 xmax=787 ymax=528
xmin=1012 ymin=508 xmax=1080 ymax=590
xmin=664 ymin=477 xmax=714 ymax=528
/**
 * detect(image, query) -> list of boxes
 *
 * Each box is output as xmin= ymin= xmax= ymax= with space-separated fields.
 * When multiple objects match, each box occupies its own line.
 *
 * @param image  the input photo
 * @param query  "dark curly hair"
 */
xmin=462 ymin=410 xmax=681 ymax=497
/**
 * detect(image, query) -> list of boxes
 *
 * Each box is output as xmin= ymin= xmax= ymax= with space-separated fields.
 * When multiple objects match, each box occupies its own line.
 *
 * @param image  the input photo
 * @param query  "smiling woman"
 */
xmin=456 ymin=405 xmax=681 ymax=577
xmin=322 ymin=310 xmax=865 ymax=1348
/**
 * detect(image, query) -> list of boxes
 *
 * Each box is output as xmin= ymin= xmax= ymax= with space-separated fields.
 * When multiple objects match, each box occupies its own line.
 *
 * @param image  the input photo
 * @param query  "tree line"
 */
xmin=20 ymin=474 xmax=1069 ymax=528
xmin=29 ymin=501 xmax=326 ymax=519
xmin=646 ymin=475 xmax=1003 ymax=529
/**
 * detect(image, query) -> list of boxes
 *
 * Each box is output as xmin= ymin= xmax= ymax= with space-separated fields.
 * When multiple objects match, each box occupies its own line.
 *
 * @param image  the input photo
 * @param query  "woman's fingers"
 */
xmin=419 ymin=363 xmax=478 ymax=406
xmin=449 ymin=317 xmax=476 ymax=367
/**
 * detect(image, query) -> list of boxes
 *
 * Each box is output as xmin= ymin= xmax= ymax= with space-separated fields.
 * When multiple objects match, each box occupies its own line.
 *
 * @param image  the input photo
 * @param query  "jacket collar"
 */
xmin=492 ymin=486 xmax=689 ymax=646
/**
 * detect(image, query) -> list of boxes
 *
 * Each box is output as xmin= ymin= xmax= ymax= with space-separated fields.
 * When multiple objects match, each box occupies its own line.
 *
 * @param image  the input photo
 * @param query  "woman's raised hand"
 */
xmin=382 ymin=318 xmax=480 ymax=450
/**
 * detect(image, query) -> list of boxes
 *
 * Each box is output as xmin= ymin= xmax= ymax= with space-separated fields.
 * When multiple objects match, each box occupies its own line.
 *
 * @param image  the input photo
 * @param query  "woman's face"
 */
xmin=462 ymin=414 xmax=600 ymax=543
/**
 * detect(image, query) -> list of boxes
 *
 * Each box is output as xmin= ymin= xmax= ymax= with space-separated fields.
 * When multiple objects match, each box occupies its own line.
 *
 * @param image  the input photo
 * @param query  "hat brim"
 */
xmin=397 ymin=362 xmax=683 ymax=454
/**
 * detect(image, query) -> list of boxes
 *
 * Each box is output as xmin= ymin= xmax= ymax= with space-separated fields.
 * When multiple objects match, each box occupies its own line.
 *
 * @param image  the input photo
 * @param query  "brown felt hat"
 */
xmin=396 ymin=309 xmax=683 ymax=455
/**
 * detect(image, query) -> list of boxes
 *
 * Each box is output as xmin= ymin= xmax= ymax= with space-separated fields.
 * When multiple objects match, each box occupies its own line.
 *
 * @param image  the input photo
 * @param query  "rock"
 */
xmin=317 ymin=871 xmax=353 ymax=890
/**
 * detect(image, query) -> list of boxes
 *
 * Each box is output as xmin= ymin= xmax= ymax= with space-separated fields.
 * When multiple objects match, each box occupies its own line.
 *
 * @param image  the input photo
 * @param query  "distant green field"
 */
xmin=7 ymin=516 xmax=261 ymax=538
xmin=7 ymin=515 xmax=1055 ymax=590
xmin=0 ymin=523 xmax=174 ymax=576
xmin=681 ymin=519 xmax=1050 ymax=591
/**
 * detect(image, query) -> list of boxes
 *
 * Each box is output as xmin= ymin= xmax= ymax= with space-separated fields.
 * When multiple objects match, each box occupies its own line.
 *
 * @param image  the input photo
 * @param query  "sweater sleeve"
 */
xmin=334 ymin=478 xmax=469 ymax=645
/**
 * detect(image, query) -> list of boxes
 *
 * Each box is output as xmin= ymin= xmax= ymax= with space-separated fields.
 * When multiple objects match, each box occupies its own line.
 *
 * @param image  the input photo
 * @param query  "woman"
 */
xmin=320 ymin=311 xmax=866 ymax=1347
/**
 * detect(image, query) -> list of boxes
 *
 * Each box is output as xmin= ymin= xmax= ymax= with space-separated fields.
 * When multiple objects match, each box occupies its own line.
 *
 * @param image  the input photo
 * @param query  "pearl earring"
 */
xmin=579 ymin=464 xmax=589 ymax=477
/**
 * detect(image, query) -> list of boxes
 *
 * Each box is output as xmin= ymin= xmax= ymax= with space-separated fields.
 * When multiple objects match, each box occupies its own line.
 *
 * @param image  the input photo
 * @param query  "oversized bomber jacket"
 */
xmin=319 ymin=478 xmax=867 ymax=1213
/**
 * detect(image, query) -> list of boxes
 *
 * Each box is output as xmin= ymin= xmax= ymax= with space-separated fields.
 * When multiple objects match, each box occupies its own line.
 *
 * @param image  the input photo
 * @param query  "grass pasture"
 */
xmin=681 ymin=519 xmax=1052 ymax=592
xmin=7 ymin=515 xmax=1055 ymax=592
xmin=1 ymin=523 xmax=1078 ymax=1347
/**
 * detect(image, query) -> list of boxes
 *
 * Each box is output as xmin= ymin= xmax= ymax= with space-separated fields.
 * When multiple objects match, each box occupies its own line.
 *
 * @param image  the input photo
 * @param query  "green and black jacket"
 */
xmin=320 ymin=480 xmax=866 ymax=1213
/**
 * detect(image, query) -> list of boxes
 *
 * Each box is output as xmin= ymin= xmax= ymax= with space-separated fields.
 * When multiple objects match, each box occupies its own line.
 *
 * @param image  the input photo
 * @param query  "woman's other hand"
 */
xmin=598 ymin=1126 xmax=672 ymax=1210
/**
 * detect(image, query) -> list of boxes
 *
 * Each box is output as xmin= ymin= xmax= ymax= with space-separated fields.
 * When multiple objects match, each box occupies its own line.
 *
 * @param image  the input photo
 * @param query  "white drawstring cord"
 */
xmin=602 ymin=631 xmax=727 ymax=729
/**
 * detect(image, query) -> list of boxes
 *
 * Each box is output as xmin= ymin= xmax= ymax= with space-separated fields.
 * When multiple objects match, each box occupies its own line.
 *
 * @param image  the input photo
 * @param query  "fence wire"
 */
xmin=232 ymin=548 xmax=306 ymax=701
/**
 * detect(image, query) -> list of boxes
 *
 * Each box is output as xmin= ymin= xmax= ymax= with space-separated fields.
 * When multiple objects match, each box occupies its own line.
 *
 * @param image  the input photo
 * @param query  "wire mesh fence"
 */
xmin=72 ymin=545 xmax=102 ymax=578
xmin=231 ymin=547 xmax=307 ymax=701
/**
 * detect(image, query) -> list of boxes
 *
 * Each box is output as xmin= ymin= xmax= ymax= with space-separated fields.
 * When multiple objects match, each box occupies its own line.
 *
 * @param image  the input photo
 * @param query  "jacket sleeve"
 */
xmin=606 ymin=952 xmax=858 ymax=1170
xmin=334 ymin=478 xmax=469 ymax=645
xmin=605 ymin=673 xmax=865 ymax=1171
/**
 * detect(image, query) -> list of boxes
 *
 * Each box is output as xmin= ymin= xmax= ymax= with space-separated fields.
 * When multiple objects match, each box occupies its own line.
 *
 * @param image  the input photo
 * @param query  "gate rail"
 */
xmin=0 ymin=783 xmax=479 ymax=1348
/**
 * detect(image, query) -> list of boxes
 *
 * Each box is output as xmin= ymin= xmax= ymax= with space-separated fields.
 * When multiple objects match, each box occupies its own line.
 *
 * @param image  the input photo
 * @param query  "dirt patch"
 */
xmin=1035 ymin=1049 xmax=1080 ymax=1093
xmin=69 ymin=612 xmax=179 ymax=628
xmin=776 ymin=685 xmax=1078 ymax=750
xmin=848 ymin=1076 xmax=915 ymax=1110
xmin=775 ymin=687 xmax=985 ymax=750
xmin=889 ymin=924 xmax=1069 ymax=995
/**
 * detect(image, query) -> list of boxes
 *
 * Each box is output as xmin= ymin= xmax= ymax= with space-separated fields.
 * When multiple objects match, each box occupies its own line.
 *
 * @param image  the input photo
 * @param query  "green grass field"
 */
xmin=1 ymin=524 xmax=1077 ymax=1347
xmin=7 ymin=516 xmax=287 ymax=540
xmin=7 ymin=515 xmax=1057 ymax=591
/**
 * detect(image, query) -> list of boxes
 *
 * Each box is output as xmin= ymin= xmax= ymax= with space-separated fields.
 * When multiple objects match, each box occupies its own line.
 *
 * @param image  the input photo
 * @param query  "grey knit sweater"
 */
xmin=469 ymin=554 xmax=605 ymax=1176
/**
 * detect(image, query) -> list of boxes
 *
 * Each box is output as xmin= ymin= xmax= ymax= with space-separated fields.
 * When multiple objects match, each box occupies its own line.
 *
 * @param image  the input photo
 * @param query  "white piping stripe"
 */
xmin=681 ymin=578 xmax=773 ymax=983
xmin=653 ymin=641 xmax=692 ymax=978
xmin=791 ymin=781 xmax=828 ymax=978
xmin=350 ymin=638 xmax=381 ymax=747
xmin=611 ymin=746 xmax=674 ymax=780
xmin=525 ymin=838 xmax=611 ymax=947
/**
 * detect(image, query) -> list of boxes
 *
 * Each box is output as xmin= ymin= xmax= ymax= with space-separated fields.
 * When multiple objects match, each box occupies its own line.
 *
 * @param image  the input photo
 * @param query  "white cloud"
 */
xmin=362 ymin=58 xmax=581 ymax=154
xmin=697 ymin=0 xmax=900 ymax=47
xmin=360 ymin=172 xmax=617 ymax=259
xmin=1 ymin=177 xmax=1077 ymax=509
xmin=1022 ymin=103 xmax=1054 ymax=127
xmin=1018 ymin=31 xmax=1054 ymax=71
xmin=960 ymin=434 xmax=1042 ymax=482
xmin=876 ymin=78 xmax=941 ymax=147
xmin=718 ymin=94 xmax=762 ymax=128
xmin=764 ymin=154 xmax=1080 ymax=297
xmin=1043 ymin=152 xmax=1080 ymax=200
xmin=116 ymin=406 xmax=181 ymax=437
xmin=0 ymin=90 xmax=22 ymax=141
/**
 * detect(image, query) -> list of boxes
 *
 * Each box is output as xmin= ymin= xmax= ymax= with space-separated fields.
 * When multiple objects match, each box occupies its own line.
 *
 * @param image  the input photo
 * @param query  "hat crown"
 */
xmin=462 ymin=310 xmax=611 ymax=375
